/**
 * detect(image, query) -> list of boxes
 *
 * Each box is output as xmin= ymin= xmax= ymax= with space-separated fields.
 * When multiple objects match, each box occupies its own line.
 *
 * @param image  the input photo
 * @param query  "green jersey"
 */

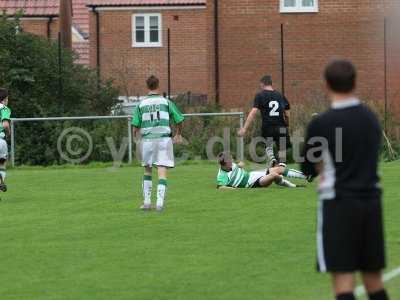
xmin=132 ymin=94 xmax=184 ymax=139
xmin=217 ymin=163 xmax=250 ymax=188
xmin=0 ymin=105 xmax=11 ymax=139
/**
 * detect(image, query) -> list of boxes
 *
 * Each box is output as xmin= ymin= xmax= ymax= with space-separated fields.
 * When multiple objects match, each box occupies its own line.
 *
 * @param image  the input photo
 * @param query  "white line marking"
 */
xmin=355 ymin=266 xmax=400 ymax=296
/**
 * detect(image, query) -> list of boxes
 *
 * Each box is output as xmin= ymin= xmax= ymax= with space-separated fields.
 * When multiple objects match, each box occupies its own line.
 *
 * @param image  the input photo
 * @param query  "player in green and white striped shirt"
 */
xmin=216 ymin=152 xmax=308 ymax=189
xmin=132 ymin=76 xmax=184 ymax=211
xmin=0 ymin=88 xmax=11 ymax=193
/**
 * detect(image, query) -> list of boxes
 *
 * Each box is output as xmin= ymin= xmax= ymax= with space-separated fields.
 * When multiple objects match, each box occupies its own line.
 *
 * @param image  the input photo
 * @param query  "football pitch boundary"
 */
xmin=355 ymin=266 xmax=400 ymax=296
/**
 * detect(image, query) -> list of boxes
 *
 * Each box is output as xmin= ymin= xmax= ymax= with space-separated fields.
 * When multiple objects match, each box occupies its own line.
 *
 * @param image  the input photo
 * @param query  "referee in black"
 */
xmin=301 ymin=60 xmax=390 ymax=300
xmin=238 ymin=75 xmax=291 ymax=167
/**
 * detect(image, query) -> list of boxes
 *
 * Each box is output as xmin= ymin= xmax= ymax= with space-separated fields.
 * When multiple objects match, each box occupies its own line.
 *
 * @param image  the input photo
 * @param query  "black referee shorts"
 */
xmin=317 ymin=196 xmax=386 ymax=273
xmin=262 ymin=126 xmax=292 ymax=150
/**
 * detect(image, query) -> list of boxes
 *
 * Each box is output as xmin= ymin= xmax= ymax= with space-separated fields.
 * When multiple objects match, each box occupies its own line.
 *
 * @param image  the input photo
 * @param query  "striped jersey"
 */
xmin=217 ymin=163 xmax=250 ymax=188
xmin=132 ymin=94 xmax=184 ymax=139
xmin=0 ymin=104 xmax=11 ymax=139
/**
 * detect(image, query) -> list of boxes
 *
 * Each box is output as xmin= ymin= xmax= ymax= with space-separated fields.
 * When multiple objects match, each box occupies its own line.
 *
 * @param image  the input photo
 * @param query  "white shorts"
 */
xmin=0 ymin=138 xmax=8 ymax=161
xmin=247 ymin=170 xmax=268 ymax=187
xmin=139 ymin=138 xmax=174 ymax=168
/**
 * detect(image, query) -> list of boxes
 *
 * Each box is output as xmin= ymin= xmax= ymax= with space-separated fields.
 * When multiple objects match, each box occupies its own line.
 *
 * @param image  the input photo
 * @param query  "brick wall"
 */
xmin=20 ymin=18 xmax=59 ymax=39
xmin=207 ymin=0 xmax=400 ymax=118
xmin=89 ymin=8 xmax=208 ymax=98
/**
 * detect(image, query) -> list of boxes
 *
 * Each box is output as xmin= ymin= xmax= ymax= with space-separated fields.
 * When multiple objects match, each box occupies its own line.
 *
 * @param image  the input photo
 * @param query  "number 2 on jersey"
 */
xmin=269 ymin=101 xmax=280 ymax=117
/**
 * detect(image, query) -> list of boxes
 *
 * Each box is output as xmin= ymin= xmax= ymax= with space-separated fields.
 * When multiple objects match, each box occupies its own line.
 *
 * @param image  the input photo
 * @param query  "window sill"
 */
xmin=280 ymin=7 xmax=319 ymax=13
xmin=132 ymin=43 xmax=163 ymax=48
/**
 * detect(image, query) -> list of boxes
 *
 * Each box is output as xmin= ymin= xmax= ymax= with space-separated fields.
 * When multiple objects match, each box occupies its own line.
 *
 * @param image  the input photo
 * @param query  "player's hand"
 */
xmin=238 ymin=161 xmax=245 ymax=168
xmin=173 ymin=134 xmax=183 ymax=145
xmin=237 ymin=128 xmax=246 ymax=137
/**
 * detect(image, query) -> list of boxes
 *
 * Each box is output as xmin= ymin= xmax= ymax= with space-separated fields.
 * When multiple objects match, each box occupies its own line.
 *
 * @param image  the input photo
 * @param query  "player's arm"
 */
xmin=217 ymin=185 xmax=237 ymax=190
xmin=131 ymin=105 xmax=142 ymax=140
xmin=1 ymin=107 xmax=11 ymax=138
xmin=301 ymin=119 xmax=322 ymax=179
xmin=168 ymin=100 xmax=184 ymax=144
xmin=283 ymin=96 xmax=290 ymax=127
xmin=2 ymin=120 xmax=10 ymax=138
xmin=238 ymin=108 xmax=259 ymax=137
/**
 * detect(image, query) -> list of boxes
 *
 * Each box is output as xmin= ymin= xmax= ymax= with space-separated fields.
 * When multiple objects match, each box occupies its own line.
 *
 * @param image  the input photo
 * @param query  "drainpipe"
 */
xmin=214 ymin=0 xmax=220 ymax=105
xmin=92 ymin=7 xmax=101 ymax=85
xmin=47 ymin=17 xmax=53 ymax=39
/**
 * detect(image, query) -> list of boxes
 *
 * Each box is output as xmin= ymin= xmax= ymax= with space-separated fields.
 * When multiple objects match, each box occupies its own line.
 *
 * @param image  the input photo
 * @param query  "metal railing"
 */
xmin=9 ymin=112 xmax=245 ymax=167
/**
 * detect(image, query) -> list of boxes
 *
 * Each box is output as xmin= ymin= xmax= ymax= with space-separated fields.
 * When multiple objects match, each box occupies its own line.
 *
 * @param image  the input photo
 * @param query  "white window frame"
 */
xmin=280 ymin=0 xmax=319 ymax=13
xmin=132 ymin=13 xmax=162 ymax=48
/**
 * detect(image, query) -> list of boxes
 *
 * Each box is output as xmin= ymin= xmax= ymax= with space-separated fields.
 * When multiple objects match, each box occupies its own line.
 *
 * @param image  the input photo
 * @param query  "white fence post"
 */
xmin=10 ymin=119 xmax=15 ymax=168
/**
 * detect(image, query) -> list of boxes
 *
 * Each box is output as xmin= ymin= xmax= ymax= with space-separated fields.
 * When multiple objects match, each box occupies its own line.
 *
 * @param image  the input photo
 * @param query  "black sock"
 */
xmin=336 ymin=293 xmax=356 ymax=300
xmin=369 ymin=289 xmax=389 ymax=300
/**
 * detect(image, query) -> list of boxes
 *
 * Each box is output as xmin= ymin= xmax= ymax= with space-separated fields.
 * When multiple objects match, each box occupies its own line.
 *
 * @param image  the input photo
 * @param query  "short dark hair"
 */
xmin=217 ymin=152 xmax=231 ymax=166
xmin=260 ymin=75 xmax=272 ymax=86
xmin=324 ymin=60 xmax=356 ymax=93
xmin=0 ymin=88 xmax=8 ymax=102
xmin=146 ymin=75 xmax=159 ymax=91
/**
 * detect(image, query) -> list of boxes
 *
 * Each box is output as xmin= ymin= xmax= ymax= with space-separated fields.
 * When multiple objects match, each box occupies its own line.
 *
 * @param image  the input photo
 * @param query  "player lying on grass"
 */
xmin=216 ymin=152 xmax=308 ymax=189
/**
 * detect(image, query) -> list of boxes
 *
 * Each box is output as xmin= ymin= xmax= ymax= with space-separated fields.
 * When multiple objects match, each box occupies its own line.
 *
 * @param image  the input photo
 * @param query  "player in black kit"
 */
xmin=238 ymin=75 xmax=290 ymax=167
xmin=301 ymin=60 xmax=390 ymax=300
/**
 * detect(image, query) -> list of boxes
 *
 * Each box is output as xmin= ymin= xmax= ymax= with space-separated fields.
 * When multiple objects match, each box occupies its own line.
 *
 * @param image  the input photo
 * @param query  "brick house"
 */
xmin=87 ymin=0 xmax=208 ymax=99
xmin=0 ymin=0 xmax=90 ymax=65
xmin=207 ymin=0 xmax=400 ymax=116
xmin=88 ymin=0 xmax=399 ymax=116
xmin=2 ymin=0 xmax=399 ymax=116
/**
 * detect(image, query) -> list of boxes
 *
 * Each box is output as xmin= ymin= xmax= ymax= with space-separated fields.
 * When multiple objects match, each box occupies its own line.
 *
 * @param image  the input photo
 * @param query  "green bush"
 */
xmin=0 ymin=16 xmax=121 ymax=165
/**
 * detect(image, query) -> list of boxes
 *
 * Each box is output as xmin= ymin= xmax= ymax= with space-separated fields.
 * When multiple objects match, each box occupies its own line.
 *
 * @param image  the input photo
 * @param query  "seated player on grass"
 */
xmin=216 ymin=152 xmax=308 ymax=189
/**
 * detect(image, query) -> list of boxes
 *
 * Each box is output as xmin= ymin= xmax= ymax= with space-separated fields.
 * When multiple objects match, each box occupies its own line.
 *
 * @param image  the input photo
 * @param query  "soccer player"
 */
xmin=0 ymin=88 xmax=11 ymax=193
xmin=238 ymin=75 xmax=291 ymax=167
xmin=301 ymin=60 xmax=390 ymax=300
xmin=216 ymin=152 xmax=308 ymax=189
xmin=132 ymin=76 xmax=184 ymax=211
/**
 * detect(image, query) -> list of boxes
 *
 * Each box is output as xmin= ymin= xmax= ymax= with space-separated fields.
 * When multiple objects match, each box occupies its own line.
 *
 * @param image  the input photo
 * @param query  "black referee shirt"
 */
xmin=301 ymin=98 xmax=382 ymax=200
xmin=253 ymin=90 xmax=290 ymax=129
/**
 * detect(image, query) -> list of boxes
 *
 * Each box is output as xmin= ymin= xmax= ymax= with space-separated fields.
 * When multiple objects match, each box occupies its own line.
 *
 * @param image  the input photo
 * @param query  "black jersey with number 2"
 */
xmin=253 ymin=90 xmax=290 ymax=129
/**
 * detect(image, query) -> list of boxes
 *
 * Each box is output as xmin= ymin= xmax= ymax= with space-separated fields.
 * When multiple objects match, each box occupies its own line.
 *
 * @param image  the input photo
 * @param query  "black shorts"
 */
xmin=317 ymin=196 xmax=386 ymax=273
xmin=262 ymin=126 xmax=291 ymax=150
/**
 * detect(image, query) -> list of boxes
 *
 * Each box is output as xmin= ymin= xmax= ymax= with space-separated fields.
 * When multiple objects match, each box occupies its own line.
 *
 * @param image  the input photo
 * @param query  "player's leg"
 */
xmin=156 ymin=166 xmax=168 ymax=211
xmin=265 ymin=142 xmax=277 ymax=167
xmin=270 ymin=166 xmax=307 ymax=180
xmin=154 ymin=138 xmax=174 ymax=211
xmin=361 ymin=198 xmax=389 ymax=300
xmin=258 ymin=172 xmax=296 ymax=188
xmin=331 ymin=273 xmax=356 ymax=300
xmin=140 ymin=140 xmax=154 ymax=210
xmin=0 ymin=138 xmax=8 ymax=192
xmin=257 ymin=172 xmax=280 ymax=188
xmin=321 ymin=199 xmax=363 ymax=300
xmin=361 ymin=272 xmax=389 ymax=300
xmin=141 ymin=165 xmax=153 ymax=210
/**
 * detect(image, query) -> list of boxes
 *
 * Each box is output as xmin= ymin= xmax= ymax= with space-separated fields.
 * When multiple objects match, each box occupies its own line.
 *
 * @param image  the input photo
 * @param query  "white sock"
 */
xmin=266 ymin=145 xmax=276 ymax=162
xmin=0 ymin=170 xmax=6 ymax=182
xmin=276 ymin=177 xmax=296 ymax=188
xmin=157 ymin=180 xmax=167 ymax=208
xmin=284 ymin=168 xmax=306 ymax=180
xmin=142 ymin=175 xmax=152 ymax=205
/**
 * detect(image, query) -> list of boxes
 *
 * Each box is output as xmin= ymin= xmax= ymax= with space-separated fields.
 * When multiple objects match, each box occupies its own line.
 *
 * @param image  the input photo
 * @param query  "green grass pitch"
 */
xmin=0 ymin=162 xmax=399 ymax=300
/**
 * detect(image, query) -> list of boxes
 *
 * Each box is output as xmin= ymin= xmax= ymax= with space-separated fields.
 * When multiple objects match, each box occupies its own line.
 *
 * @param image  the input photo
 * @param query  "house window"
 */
xmin=132 ymin=14 xmax=162 ymax=47
xmin=280 ymin=0 xmax=318 ymax=13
